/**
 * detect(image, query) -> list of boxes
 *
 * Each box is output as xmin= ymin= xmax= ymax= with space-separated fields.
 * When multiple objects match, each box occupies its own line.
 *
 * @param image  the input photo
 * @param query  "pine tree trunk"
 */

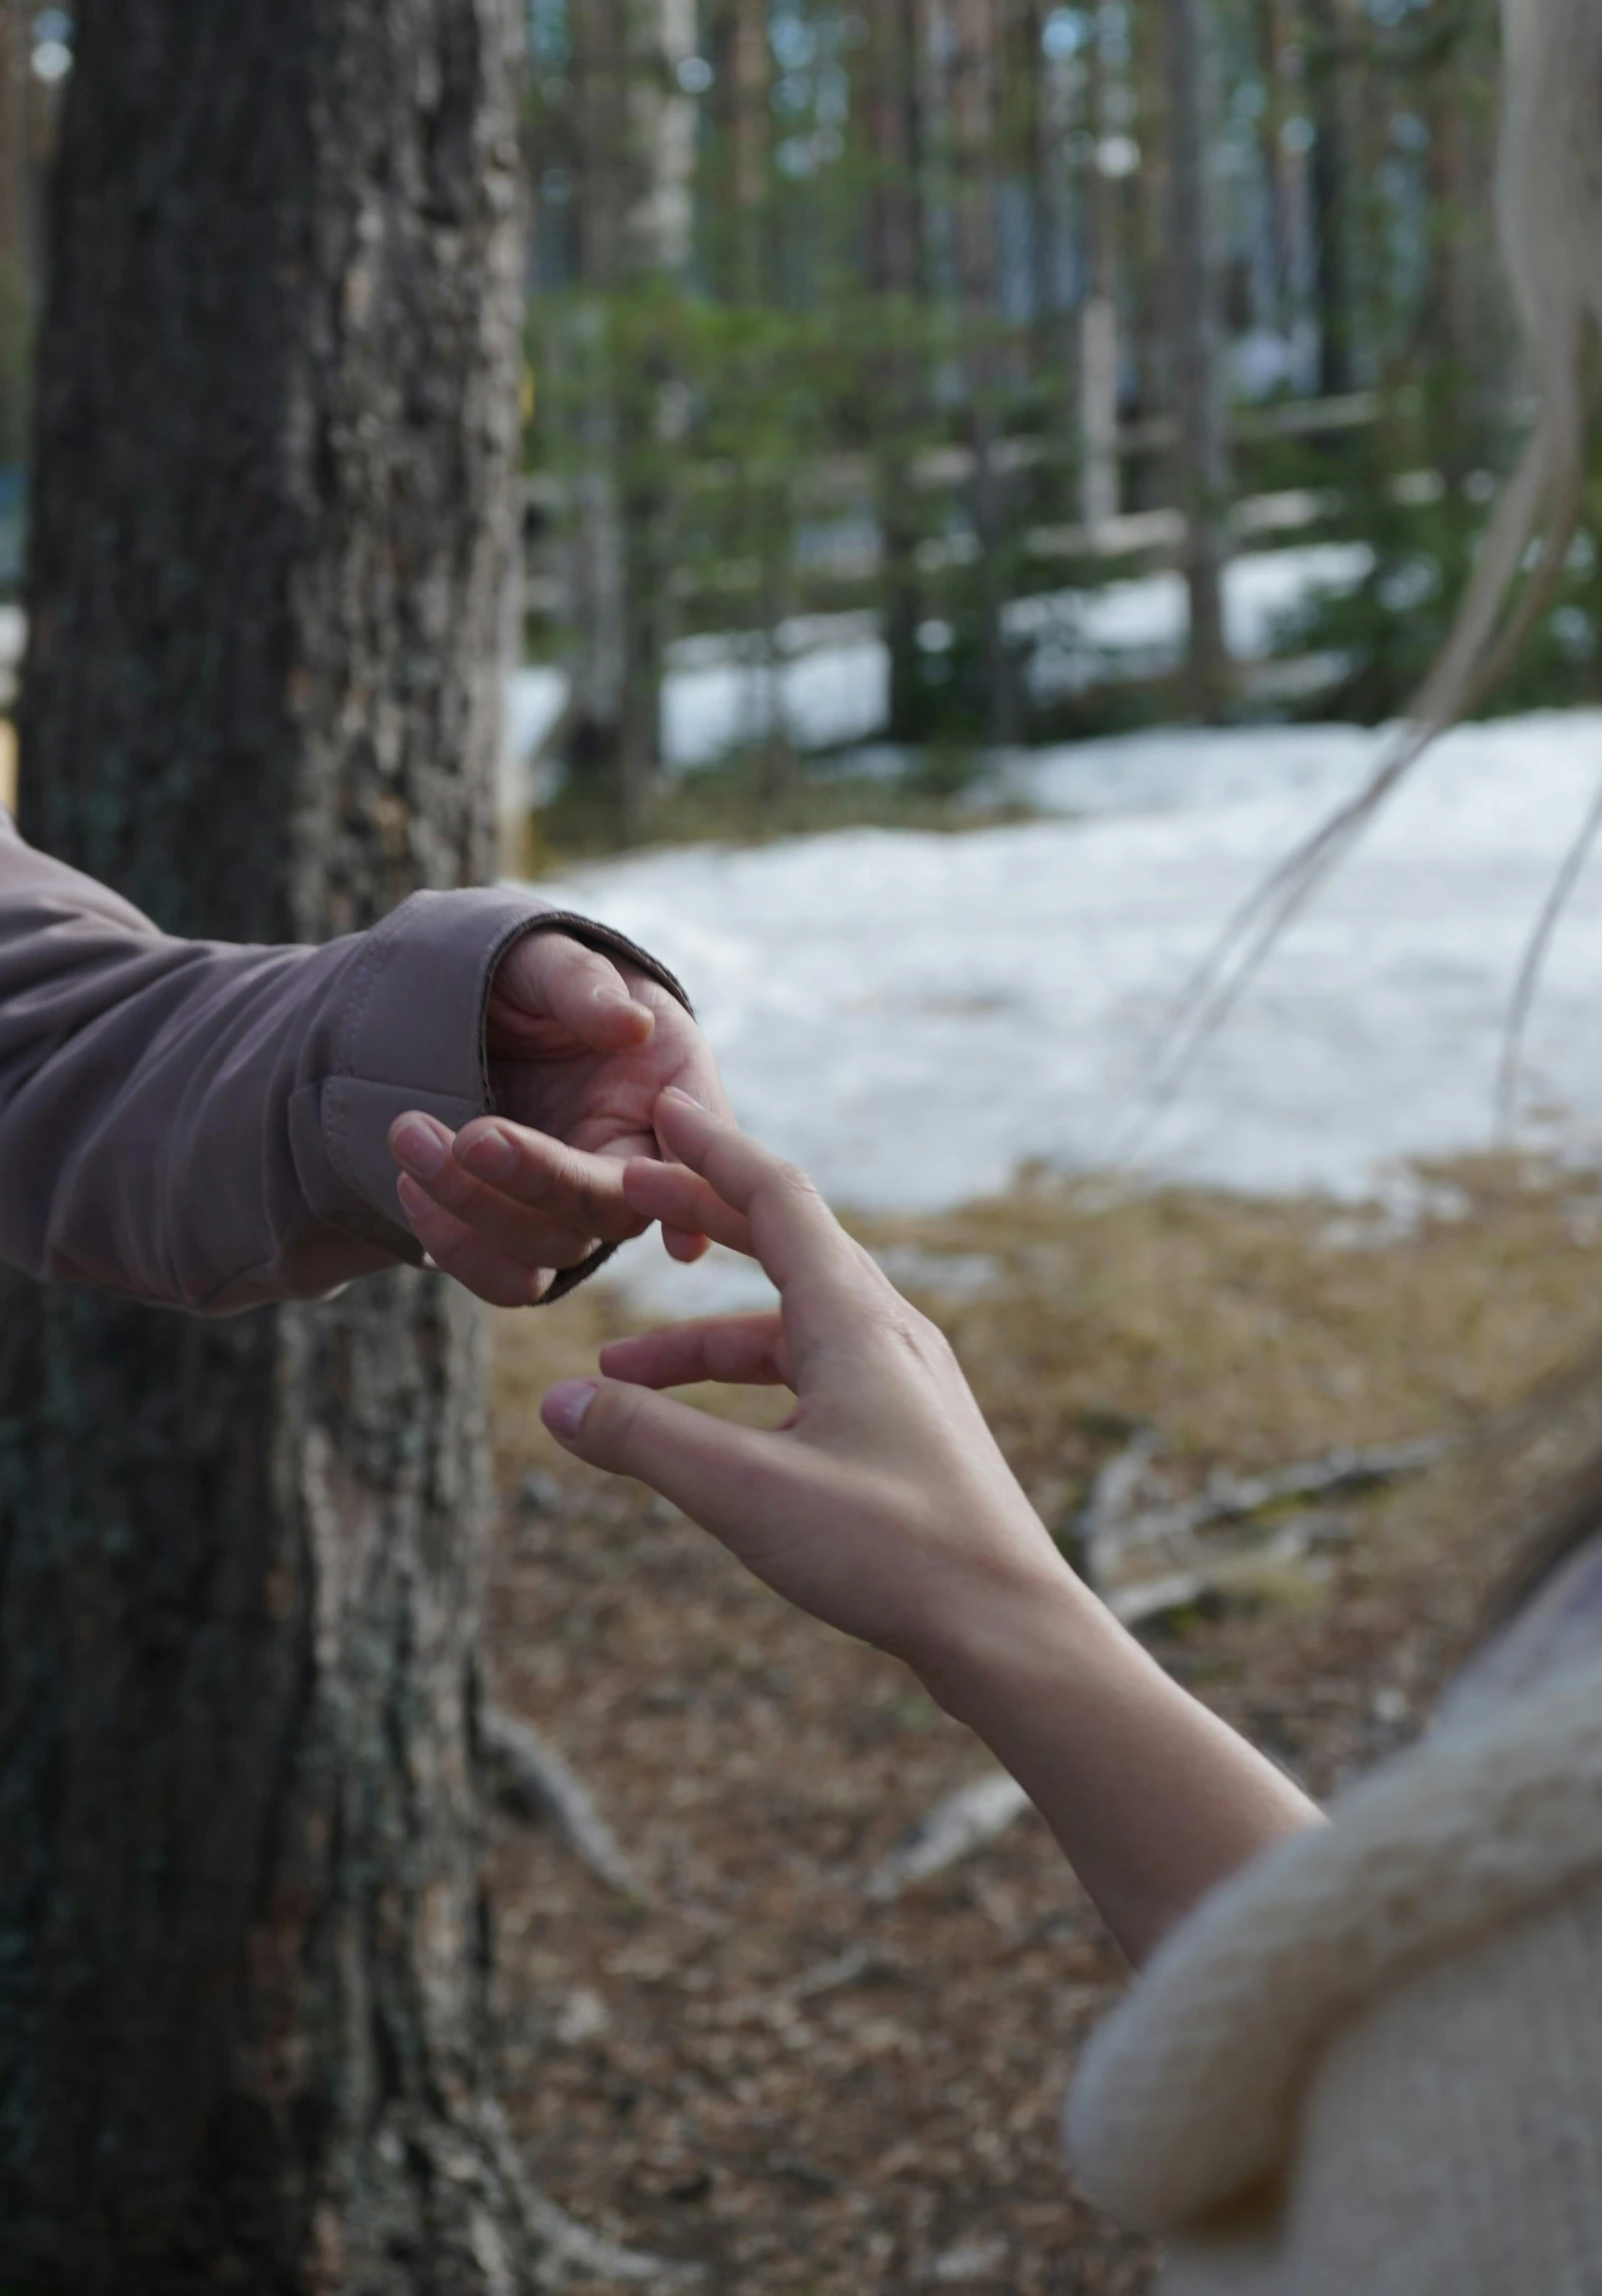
xmin=1078 ymin=6 xmax=1120 ymax=531
xmin=862 ymin=0 xmax=929 ymax=742
xmin=561 ymin=0 xmax=684 ymax=837
xmin=1163 ymin=0 xmax=1232 ymax=719
xmin=1305 ymin=0 xmax=1352 ymax=397
xmin=0 ymin=3 xmax=556 ymax=2287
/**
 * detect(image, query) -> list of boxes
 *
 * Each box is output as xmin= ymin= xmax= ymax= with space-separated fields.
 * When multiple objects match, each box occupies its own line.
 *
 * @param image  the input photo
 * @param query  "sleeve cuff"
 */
xmin=299 ymin=885 xmax=693 ymax=1297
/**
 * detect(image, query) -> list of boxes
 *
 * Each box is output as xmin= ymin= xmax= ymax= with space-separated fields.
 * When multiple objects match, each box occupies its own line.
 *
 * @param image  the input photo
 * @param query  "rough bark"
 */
xmin=0 ymin=3 xmax=558 ymax=2289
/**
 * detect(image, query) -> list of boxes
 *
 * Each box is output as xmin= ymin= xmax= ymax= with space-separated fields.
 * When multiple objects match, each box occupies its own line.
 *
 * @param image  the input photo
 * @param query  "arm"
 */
xmin=0 ymin=808 xmax=698 ymax=1313
xmin=536 ymin=1091 xmax=1317 ymax=1965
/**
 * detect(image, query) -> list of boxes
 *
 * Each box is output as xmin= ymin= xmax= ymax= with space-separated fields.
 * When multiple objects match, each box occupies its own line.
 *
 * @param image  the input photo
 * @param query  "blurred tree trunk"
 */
xmin=1163 ymin=0 xmax=1232 ymax=718
xmin=949 ymin=0 xmax=1019 ymax=747
xmin=1255 ymin=0 xmax=1298 ymax=344
xmin=705 ymin=0 xmax=771 ymax=302
xmin=0 ymin=3 xmax=556 ymax=2289
xmin=0 ymin=3 xmax=23 ymax=270
xmin=1305 ymin=0 xmax=1352 ymax=395
xmin=562 ymin=0 xmax=693 ymax=839
xmin=1078 ymin=5 xmax=1120 ymax=530
xmin=863 ymin=0 xmax=929 ymax=740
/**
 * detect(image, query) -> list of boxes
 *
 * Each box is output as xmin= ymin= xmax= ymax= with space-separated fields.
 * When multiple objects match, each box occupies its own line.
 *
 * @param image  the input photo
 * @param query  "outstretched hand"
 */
xmin=388 ymin=931 xmax=731 ymax=1307
xmin=538 ymin=1088 xmax=1070 ymax=1675
xmin=539 ymin=1094 xmax=1321 ymax=1966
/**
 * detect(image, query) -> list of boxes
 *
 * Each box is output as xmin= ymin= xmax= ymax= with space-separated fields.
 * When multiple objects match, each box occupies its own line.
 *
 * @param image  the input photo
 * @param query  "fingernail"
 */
xmin=459 ymin=1126 xmax=515 ymax=1181
xmin=542 ymin=1380 xmax=600 ymax=1443
xmin=392 ymin=1114 xmax=448 ymax=1177
xmin=660 ymin=1086 xmax=706 ymax=1111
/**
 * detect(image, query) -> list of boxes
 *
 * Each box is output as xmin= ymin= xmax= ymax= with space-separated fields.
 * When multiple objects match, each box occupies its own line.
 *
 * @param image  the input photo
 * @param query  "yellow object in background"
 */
xmin=0 ymin=717 xmax=15 ymax=813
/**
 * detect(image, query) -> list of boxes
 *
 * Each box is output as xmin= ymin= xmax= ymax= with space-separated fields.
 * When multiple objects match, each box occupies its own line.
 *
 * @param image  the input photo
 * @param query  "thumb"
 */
xmin=541 ymin=1376 xmax=771 ymax=1526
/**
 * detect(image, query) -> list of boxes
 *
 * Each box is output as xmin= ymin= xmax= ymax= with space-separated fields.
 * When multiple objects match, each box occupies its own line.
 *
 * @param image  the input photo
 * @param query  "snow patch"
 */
xmin=521 ymin=713 xmax=1602 ymax=1254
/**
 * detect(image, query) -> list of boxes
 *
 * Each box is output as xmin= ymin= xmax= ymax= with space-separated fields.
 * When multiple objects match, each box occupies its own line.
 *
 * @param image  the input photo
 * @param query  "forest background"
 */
xmin=5 ymin=5 xmax=1602 ymax=2294
xmin=5 ymin=0 xmax=1601 ymax=846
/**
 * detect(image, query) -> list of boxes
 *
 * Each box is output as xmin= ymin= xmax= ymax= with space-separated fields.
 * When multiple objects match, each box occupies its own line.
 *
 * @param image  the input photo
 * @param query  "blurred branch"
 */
xmin=481 ymin=1707 xmax=646 ymax=1901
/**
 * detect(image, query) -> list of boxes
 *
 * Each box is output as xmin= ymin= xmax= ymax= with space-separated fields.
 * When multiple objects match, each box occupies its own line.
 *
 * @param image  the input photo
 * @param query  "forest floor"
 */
xmin=485 ymin=1153 xmax=1602 ymax=2295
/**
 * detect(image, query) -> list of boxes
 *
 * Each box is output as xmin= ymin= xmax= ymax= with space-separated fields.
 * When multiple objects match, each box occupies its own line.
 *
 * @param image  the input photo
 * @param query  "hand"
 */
xmin=388 ymin=932 xmax=731 ymax=1308
xmin=541 ymin=1091 xmax=1319 ymax=1964
xmin=538 ymin=1087 xmax=1070 ymax=1674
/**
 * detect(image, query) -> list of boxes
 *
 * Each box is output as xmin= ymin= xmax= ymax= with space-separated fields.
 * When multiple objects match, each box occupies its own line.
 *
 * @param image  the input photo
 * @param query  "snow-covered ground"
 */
xmin=521 ymin=710 xmax=1602 ymax=1308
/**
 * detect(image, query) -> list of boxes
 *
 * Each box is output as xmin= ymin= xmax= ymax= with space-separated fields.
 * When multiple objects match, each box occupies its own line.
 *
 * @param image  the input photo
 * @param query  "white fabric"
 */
xmin=1065 ymin=1654 xmax=1602 ymax=2291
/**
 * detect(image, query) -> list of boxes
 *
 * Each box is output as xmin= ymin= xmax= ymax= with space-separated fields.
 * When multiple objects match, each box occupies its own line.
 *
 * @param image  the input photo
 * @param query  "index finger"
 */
xmin=651 ymin=1090 xmax=879 ymax=1321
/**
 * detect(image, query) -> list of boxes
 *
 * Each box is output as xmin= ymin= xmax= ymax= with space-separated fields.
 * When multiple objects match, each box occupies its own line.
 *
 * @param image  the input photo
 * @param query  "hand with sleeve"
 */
xmin=536 ymin=1090 xmax=1318 ymax=1964
xmin=0 ymin=806 xmax=728 ymax=1314
xmin=389 ymin=930 xmax=732 ymax=1308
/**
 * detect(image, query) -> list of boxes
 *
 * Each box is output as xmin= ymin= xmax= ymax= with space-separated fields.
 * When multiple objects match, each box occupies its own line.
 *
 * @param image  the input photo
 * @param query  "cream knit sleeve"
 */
xmin=1064 ymin=1654 xmax=1602 ymax=2295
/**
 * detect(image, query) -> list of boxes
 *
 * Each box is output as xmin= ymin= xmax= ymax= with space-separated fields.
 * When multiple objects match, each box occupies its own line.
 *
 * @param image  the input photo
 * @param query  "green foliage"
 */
xmin=1267 ymin=386 xmax=1602 ymax=723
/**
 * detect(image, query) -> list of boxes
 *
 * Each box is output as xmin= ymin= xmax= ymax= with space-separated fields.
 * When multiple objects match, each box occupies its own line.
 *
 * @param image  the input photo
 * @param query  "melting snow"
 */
xmin=518 ymin=710 xmax=1602 ymax=1308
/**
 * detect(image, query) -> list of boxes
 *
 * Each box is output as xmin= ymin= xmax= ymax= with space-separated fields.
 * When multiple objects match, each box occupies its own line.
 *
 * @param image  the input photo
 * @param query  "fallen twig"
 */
xmin=1078 ymin=1427 xmax=1159 ymax=1585
xmin=1079 ymin=1433 xmax=1450 ymax=1589
xmin=480 ymin=1708 xmax=644 ymax=1901
xmin=863 ymin=1771 xmax=1031 ymax=1902
xmin=1106 ymin=1515 xmax=1352 ymax=1631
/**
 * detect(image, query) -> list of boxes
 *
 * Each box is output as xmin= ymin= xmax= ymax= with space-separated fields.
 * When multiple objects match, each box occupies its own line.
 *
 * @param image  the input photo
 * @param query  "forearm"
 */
xmin=0 ymin=814 xmax=600 ymax=1310
xmin=918 ymin=1559 xmax=1321 ymax=1965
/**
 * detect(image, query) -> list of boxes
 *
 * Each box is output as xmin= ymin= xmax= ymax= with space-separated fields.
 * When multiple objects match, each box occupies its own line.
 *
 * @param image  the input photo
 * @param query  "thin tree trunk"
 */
xmin=1255 ymin=0 xmax=1297 ymax=343
xmin=1163 ymin=0 xmax=1231 ymax=718
xmin=1305 ymin=0 xmax=1352 ymax=396
xmin=0 ymin=1 xmax=23 ymax=270
xmin=0 ymin=3 xmax=557 ymax=2287
xmin=561 ymin=0 xmax=693 ymax=836
xmin=862 ymin=0 xmax=929 ymax=740
xmin=949 ymin=0 xmax=1017 ymax=746
xmin=1078 ymin=4 xmax=1120 ymax=529
xmin=704 ymin=0 xmax=771 ymax=302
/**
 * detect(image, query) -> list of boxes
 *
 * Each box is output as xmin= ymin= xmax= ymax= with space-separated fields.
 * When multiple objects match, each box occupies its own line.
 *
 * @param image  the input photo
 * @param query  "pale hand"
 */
xmin=388 ymin=932 xmax=731 ymax=1308
xmin=541 ymin=1090 xmax=1320 ymax=1964
xmin=539 ymin=1087 xmax=1071 ymax=1675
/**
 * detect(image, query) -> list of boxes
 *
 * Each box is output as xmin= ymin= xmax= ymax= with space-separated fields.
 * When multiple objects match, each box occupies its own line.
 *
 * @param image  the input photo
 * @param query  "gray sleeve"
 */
xmin=0 ymin=810 xmax=681 ymax=1314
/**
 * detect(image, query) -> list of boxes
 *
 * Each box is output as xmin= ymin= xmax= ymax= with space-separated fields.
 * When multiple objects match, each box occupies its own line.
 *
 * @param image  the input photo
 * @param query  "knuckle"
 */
xmin=885 ymin=1302 xmax=952 ymax=1369
xmin=765 ymin=1159 xmax=819 ymax=1210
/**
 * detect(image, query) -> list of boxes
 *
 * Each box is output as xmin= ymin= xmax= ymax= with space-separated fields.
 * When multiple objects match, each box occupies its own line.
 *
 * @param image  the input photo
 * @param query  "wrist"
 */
xmin=908 ymin=1540 xmax=1111 ymax=1728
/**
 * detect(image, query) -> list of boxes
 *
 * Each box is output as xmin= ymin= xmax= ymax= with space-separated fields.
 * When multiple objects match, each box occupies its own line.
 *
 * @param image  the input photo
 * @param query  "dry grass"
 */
xmin=486 ymin=1154 xmax=1602 ymax=2293
xmin=496 ymin=1150 xmax=1602 ymax=1569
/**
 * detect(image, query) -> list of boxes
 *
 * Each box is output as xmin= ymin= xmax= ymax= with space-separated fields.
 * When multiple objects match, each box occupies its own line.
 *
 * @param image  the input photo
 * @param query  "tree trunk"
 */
xmin=1163 ymin=0 xmax=1232 ymax=719
xmin=1305 ymin=0 xmax=1352 ymax=397
xmin=1078 ymin=5 xmax=1120 ymax=530
xmin=948 ymin=0 xmax=1019 ymax=747
xmin=560 ymin=0 xmax=688 ymax=837
xmin=862 ymin=0 xmax=929 ymax=741
xmin=0 ymin=3 xmax=558 ymax=2287
xmin=0 ymin=1 xmax=24 ymax=272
